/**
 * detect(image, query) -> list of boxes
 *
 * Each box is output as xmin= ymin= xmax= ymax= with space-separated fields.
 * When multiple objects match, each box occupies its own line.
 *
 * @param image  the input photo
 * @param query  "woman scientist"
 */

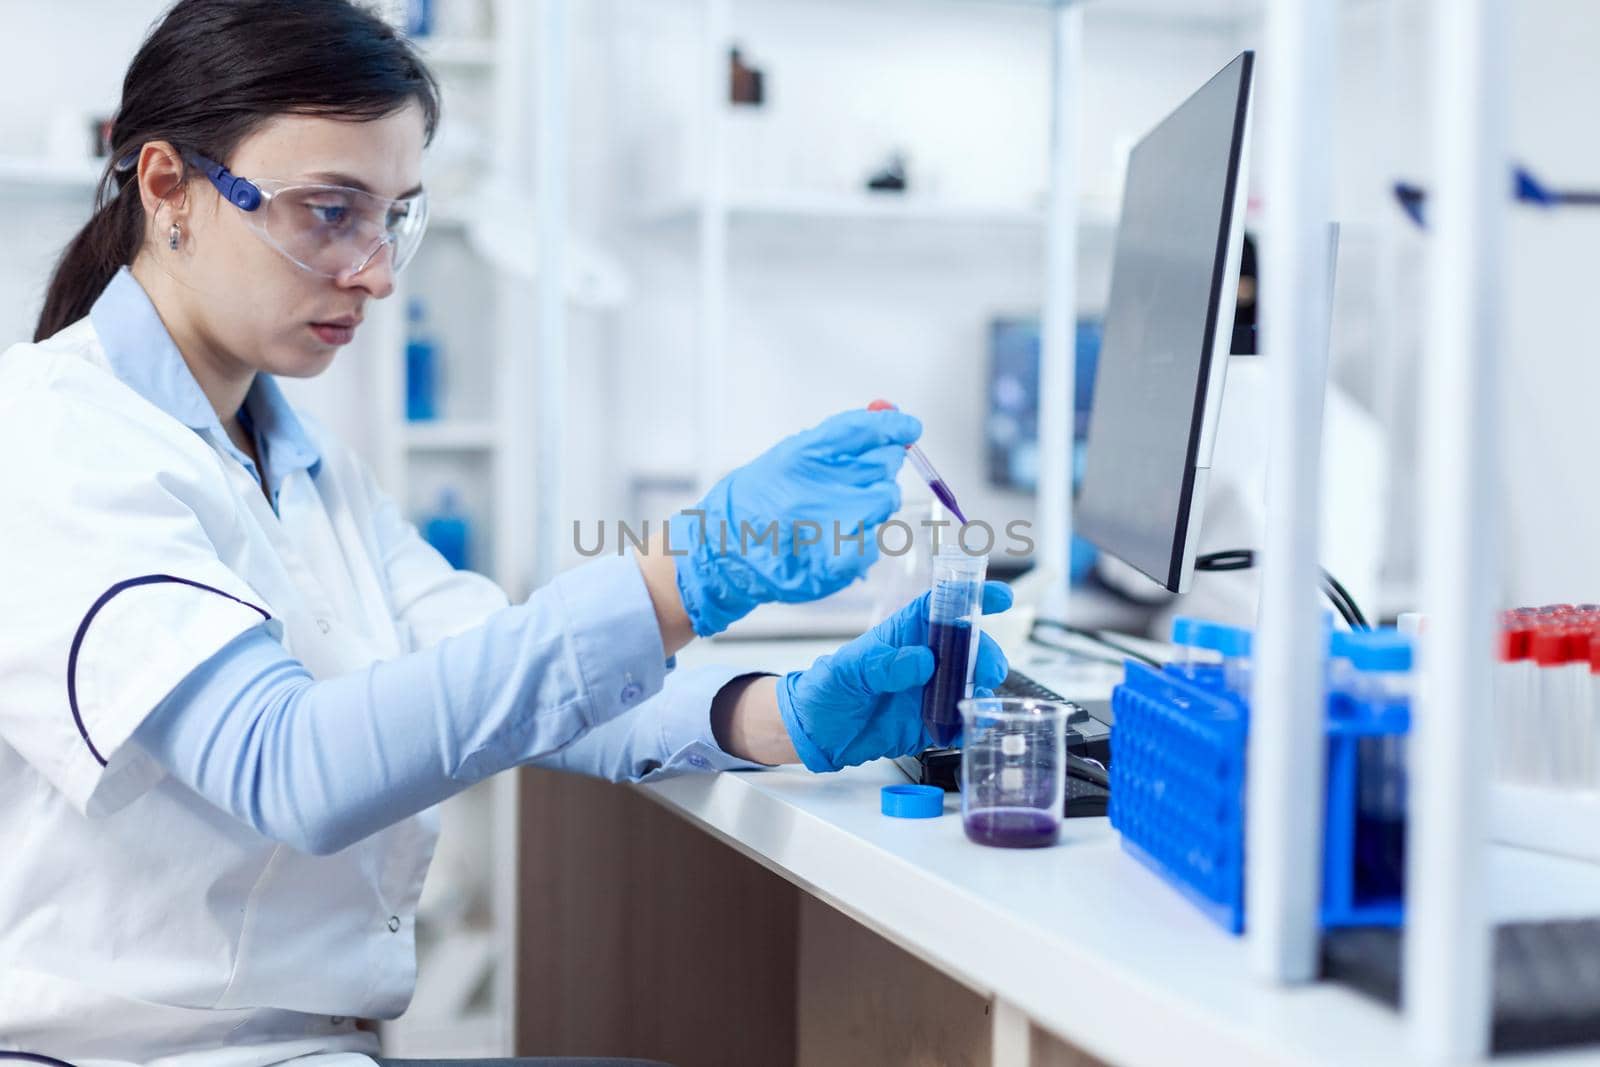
xmin=0 ymin=1 xmax=1009 ymax=1064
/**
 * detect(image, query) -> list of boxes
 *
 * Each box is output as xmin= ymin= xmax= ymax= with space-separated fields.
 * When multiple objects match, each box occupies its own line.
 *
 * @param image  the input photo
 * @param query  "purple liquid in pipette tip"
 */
xmin=929 ymin=479 xmax=968 ymax=525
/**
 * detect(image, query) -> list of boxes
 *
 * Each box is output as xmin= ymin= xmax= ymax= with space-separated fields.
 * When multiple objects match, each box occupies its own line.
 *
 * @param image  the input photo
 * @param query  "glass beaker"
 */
xmin=921 ymin=549 xmax=988 ymax=748
xmin=958 ymin=697 xmax=1067 ymax=849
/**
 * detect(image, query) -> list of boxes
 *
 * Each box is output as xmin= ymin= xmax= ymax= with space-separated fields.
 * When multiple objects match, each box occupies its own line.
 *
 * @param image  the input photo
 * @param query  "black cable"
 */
xmin=0 ymin=1055 xmax=80 ymax=1067
xmin=1023 ymin=626 xmax=1137 ymax=669
xmin=1321 ymin=588 xmax=1361 ymax=632
xmin=1193 ymin=548 xmax=1255 ymax=572
xmin=1032 ymin=618 xmax=1163 ymax=668
xmin=1320 ymin=568 xmax=1371 ymax=630
xmin=1194 ymin=548 xmax=1371 ymax=631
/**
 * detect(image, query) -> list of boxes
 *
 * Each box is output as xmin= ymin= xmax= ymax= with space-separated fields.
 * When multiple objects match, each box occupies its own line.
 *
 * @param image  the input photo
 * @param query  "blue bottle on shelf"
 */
xmin=423 ymin=489 xmax=471 ymax=571
xmin=405 ymin=298 xmax=438 ymax=422
xmin=405 ymin=0 xmax=433 ymax=37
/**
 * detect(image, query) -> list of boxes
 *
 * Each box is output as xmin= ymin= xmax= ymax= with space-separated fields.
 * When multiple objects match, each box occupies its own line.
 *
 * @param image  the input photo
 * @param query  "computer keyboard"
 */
xmin=995 ymin=669 xmax=1070 ymax=702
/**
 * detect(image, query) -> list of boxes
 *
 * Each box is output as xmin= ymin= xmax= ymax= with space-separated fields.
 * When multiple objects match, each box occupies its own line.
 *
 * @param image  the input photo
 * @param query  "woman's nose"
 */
xmin=339 ymin=240 xmax=397 ymax=298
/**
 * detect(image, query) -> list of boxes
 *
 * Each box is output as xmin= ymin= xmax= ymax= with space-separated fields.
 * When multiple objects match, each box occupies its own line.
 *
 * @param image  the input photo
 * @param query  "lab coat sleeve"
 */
xmin=134 ymin=562 xmax=681 ymax=855
xmin=531 ymin=665 xmax=770 ymax=782
xmin=0 ymin=358 xmax=279 ymax=817
xmin=353 ymin=453 xmax=512 ymax=649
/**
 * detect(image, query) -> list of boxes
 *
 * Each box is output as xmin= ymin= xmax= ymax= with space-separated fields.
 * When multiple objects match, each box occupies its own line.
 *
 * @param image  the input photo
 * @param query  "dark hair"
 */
xmin=34 ymin=0 xmax=439 ymax=341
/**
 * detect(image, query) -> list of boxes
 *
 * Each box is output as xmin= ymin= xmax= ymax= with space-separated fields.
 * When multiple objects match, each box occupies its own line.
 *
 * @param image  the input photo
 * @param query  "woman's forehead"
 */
xmin=230 ymin=108 xmax=425 ymax=199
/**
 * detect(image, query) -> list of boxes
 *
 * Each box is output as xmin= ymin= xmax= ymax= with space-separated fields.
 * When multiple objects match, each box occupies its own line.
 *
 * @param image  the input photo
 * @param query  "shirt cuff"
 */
xmin=649 ymin=665 xmax=770 ymax=778
xmin=549 ymin=555 xmax=669 ymax=729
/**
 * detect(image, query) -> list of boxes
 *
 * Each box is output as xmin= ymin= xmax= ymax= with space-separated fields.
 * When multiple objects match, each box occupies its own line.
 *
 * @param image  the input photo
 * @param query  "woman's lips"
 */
xmin=310 ymin=322 xmax=356 ymax=346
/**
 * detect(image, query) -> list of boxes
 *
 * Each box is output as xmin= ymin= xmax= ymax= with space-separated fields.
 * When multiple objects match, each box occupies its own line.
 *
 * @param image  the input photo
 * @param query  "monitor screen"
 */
xmin=986 ymin=317 xmax=1101 ymax=491
xmin=1075 ymin=51 xmax=1254 ymax=593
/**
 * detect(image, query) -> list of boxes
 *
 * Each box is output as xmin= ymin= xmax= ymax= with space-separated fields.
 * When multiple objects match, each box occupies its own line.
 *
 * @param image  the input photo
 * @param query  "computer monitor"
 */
xmin=1075 ymin=51 xmax=1255 ymax=594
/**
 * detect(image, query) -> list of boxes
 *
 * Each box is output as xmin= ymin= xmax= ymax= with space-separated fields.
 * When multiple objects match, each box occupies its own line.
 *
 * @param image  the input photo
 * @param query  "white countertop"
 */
xmin=652 ymin=637 xmax=1600 ymax=1067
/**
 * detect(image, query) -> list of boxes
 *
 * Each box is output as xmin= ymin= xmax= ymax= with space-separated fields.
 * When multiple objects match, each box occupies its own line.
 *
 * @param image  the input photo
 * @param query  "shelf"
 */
xmin=0 ymin=155 xmax=104 ymax=191
xmin=1092 ymin=0 xmax=1259 ymax=22
xmin=638 ymin=190 xmax=1120 ymax=231
xmin=742 ymin=0 xmax=1258 ymax=22
xmin=1492 ymin=784 xmax=1600 ymax=865
xmin=404 ymin=421 xmax=498 ymax=452
xmin=416 ymin=37 xmax=495 ymax=69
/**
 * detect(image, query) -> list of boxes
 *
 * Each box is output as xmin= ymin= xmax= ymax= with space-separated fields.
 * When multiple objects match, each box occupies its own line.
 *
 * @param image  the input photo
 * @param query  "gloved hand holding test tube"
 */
xmin=867 ymin=398 xmax=968 ymax=524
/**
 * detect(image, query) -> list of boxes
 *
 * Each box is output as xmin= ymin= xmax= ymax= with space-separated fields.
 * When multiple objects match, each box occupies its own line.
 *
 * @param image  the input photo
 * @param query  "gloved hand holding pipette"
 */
xmin=670 ymin=408 xmax=922 ymax=637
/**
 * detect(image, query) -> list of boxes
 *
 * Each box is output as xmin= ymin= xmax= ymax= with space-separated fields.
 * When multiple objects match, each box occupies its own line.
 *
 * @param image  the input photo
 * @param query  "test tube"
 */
xmin=1343 ymin=631 xmax=1412 ymax=902
xmin=921 ymin=549 xmax=988 ymax=749
xmin=1215 ymin=625 xmax=1254 ymax=708
xmin=1495 ymin=613 xmax=1534 ymax=783
xmin=1590 ymin=633 xmax=1600 ymax=792
xmin=1530 ymin=625 xmax=1583 ymax=787
xmin=1168 ymin=617 xmax=1225 ymax=690
xmin=1568 ymin=626 xmax=1596 ymax=786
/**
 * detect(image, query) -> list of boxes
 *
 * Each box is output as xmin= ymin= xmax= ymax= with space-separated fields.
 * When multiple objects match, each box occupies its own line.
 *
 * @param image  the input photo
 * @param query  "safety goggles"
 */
xmin=188 ymin=153 xmax=429 ymax=278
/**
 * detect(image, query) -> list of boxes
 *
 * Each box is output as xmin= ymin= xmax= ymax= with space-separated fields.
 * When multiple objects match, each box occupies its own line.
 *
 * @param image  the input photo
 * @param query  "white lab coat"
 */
xmin=0 ymin=316 xmax=513 ymax=1066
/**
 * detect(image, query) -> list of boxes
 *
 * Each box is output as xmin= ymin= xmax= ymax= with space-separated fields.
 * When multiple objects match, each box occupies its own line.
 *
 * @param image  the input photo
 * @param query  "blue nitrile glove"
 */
xmin=776 ymin=580 xmax=1014 ymax=772
xmin=670 ymin=408 xmax=923 ymax=637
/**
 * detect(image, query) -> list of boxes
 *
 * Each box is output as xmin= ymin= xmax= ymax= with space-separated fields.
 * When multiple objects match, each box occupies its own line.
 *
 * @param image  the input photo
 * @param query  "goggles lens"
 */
xmin=259 ymin=182 xmax=429 ymax=277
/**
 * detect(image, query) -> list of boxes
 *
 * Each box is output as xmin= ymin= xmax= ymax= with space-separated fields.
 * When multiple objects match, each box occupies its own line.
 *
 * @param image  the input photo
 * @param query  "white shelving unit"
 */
xmin=371 ymin=1 xmax=574 ymax=1056
xmin=403 ymin=419 xmax=499 ymax=452
xmin=638 ymin=188 xmax=1122 ymax=230
xmin=659 ymin=0 xmax=1135 ymax=590
xmin=0 ymin=155 xmax=104 ymax=192
xmin=417 ymin=36 xmax=497 ymax=68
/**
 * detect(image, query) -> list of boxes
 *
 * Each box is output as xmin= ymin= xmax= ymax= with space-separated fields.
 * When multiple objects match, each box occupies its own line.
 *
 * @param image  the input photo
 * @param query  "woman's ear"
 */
xmin=136 ymin=141 xmax=190 ymax=230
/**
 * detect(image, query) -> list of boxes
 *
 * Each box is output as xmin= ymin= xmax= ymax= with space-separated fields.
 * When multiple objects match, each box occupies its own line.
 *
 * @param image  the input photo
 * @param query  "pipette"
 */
xmin=867 ymin=398 xmax=969 ymax=524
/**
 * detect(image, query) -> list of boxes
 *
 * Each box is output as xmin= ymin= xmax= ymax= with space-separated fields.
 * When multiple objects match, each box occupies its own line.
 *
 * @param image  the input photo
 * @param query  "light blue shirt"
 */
xmin=88 ymin=268 xmax=764 ymax=855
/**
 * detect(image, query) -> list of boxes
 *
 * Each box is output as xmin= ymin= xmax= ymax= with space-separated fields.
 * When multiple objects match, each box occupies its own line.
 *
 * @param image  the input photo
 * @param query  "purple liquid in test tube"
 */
xmin=921 ymin=619 xmax=973 ymax=747
xmin=921 ymin=551 xmax=987 ymax=748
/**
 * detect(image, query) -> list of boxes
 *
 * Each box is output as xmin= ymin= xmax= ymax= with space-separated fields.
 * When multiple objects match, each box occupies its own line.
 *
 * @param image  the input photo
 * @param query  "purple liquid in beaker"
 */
xmin=921 ymin=618 xmax=972 ymax=747
xmin=963 ymin=807 xmax=1059 ymax=849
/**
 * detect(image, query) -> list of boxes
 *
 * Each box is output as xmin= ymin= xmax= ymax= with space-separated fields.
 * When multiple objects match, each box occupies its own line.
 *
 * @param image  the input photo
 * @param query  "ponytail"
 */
xmin=34 ymin=171 xmax=145 ymax=342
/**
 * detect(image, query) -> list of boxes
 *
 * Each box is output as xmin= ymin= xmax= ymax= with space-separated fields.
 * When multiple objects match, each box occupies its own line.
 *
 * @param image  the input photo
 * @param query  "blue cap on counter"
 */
xmin=881 ymin=784 xmax=945 ymax=819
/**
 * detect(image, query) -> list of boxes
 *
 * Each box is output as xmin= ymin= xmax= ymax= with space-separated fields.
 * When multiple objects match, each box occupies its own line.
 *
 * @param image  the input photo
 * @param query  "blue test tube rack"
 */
xmin=1108 ymin=630 xmax=1411 ymax=936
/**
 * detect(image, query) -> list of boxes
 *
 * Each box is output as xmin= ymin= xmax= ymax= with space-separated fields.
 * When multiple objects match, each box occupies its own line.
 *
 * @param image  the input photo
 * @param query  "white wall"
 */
xmin=1499 ymin=1 xmax=1600 ymax=604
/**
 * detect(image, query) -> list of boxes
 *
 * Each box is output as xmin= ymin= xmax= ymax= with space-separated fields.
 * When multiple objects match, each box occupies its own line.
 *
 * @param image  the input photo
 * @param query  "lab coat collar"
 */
xmin=90 ymin=266 xmax=322 ymax=486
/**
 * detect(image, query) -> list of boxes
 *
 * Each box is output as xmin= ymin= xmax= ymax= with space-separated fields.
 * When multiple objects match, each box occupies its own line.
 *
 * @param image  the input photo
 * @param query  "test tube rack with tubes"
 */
xmin=1490 ymin=605 xmax=1600 ymax=867
xmin=1108 ymin=619 xmax=1412 ymax=935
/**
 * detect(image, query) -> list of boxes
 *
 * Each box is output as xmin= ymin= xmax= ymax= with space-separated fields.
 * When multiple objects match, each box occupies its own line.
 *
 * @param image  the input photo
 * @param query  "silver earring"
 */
xmin=168 ymin=223 xmax=181 ymax=251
